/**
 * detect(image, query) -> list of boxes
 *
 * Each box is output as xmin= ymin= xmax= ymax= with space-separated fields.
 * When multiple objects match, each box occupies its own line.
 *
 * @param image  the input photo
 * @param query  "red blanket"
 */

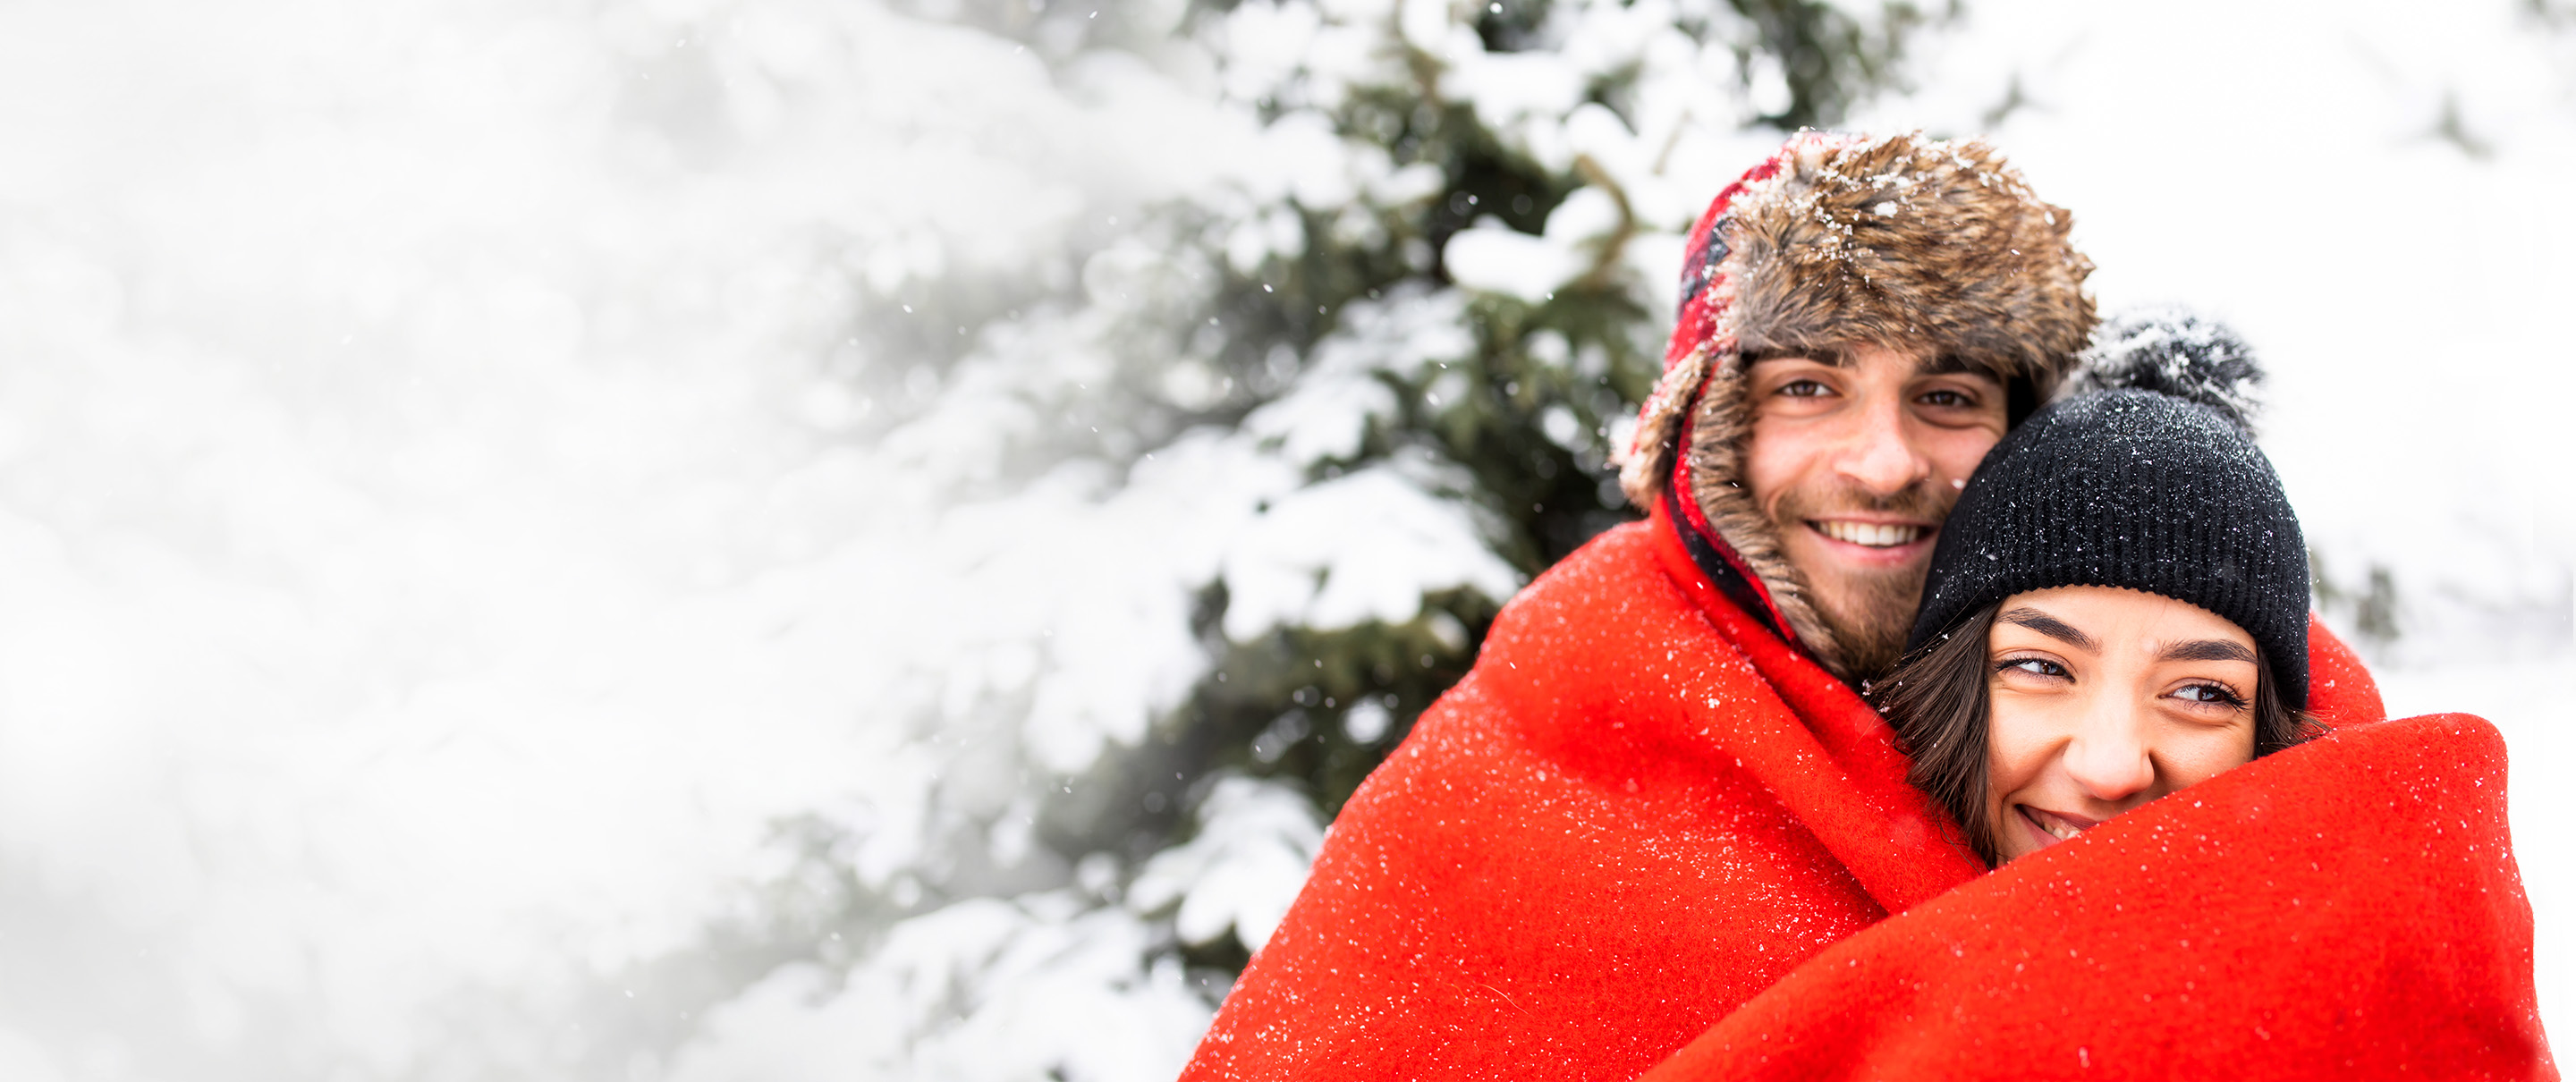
xmin=1180 ymin=509 xmax=2439 ymax=1081
xmin=1640 ymin=711 xmax=2551 ymax=1080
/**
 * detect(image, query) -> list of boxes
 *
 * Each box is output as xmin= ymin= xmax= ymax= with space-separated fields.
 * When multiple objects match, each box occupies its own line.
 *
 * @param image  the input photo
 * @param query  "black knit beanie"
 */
xmin=1905 ymin=310 xmax=2311 ymax=709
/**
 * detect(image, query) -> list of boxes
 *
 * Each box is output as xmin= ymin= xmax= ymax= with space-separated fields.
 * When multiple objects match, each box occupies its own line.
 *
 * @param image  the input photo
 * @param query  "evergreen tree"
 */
xmin=1060 ymin=0 xmax=1944 ymax=981
xmin=651 ymin=0 xmax=1947 ymax=1075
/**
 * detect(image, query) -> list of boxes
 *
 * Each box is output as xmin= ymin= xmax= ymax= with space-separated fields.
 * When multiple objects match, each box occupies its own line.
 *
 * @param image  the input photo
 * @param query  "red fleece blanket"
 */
xmin=1179 ymin=511 xmax=2497 ymax=1081
xmin=1639 ymin=711 xmax=2550 ymax=1081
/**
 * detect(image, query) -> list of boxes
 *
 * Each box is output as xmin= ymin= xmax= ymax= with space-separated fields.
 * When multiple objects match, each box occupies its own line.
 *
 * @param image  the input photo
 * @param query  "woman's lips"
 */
xmin=2018 ymin=805 xmax=2100 ymax=848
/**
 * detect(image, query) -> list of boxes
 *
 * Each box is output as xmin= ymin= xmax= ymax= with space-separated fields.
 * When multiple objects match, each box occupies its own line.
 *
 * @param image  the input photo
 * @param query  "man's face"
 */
xmin=1741 ymin=342 xmax=2010 ymax=677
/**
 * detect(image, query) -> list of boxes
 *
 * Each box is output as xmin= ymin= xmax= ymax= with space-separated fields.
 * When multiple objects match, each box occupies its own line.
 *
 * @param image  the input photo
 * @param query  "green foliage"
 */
xmin=1028 ymin=0 xmax=1944 ymax=974
xmin=752 ymin=0 xmax=1945 ymax=1002
xmin=1732 ymin=0 xmax=1943 ymax=128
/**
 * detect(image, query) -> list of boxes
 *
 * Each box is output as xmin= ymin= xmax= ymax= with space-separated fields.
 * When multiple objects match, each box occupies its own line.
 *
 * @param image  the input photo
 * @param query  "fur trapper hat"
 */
xmin=1618 ymin=131 xmax=2097 ymax=675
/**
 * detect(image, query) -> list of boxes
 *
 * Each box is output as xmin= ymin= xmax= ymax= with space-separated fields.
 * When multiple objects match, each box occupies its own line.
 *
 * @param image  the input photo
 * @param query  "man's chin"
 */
xmin=1800 ymin=562 xmax=1927 ymax=679
xmin=1826 ymin=617 xmax=1912 ymax=681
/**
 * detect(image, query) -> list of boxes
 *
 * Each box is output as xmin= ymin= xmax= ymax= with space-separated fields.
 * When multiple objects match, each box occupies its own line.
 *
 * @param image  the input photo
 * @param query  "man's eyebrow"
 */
xmin=2157 ymin=638 xmax=2259 ymax=664
xmin=1741 ymin=345 xmax=1845 ymax=367
xmin=1996 ymin=607 xmax=2099 ymax=653
xmin=1919 ymin=352 xmax=2004 ymax=381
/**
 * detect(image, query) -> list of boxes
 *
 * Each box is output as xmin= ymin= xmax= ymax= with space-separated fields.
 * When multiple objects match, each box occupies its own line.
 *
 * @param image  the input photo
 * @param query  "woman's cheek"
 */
xmin=2166 ymin=722 xmax=2258 ymax=786
xmin=1980 ymin=722 xmax=2043 ymax=827
xmin=1981 ymin=697 xmax=2052 ymax=797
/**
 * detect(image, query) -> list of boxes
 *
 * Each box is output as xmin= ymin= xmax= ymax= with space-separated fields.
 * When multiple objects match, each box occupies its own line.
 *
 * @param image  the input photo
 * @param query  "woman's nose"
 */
xmin=2062 ymin=714 xmax=2157 ymax=804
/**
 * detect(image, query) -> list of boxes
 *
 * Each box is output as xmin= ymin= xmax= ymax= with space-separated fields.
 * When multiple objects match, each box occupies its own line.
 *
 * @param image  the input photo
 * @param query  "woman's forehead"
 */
xmin=1995 ymin=585 xmax=2257 ymax=649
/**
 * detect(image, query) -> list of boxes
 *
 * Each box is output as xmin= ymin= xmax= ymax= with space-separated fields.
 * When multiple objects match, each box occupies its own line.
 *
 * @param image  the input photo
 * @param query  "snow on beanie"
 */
xmin=1905 ymin=312 xmax=2310 ymax=708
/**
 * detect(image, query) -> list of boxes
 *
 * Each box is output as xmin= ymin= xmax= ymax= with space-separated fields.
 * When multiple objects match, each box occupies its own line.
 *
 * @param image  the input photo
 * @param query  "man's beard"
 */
xmin=1771 ymin=481 xmax=1958 ymax=680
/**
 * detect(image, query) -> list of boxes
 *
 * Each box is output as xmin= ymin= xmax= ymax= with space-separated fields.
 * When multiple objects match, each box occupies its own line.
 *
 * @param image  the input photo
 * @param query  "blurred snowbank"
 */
xmin=0 ymin=0 xmax=1296 ymax=1075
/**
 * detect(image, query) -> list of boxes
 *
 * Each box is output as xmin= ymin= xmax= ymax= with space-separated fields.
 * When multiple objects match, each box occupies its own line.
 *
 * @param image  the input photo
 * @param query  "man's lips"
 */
xmin=1808 ymin=519 xmax=1931 ymax=549
xmin=2018 ymin=805 xmax=2101 ymax=848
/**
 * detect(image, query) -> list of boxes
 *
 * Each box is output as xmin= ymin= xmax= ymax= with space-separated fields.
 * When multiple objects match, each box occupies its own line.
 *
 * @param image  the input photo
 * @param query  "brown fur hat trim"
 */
xmin=1617 ymin=131 xmax=2097 ymax=676
xmin=1720 ymin=132 xmax=2096 ymax=378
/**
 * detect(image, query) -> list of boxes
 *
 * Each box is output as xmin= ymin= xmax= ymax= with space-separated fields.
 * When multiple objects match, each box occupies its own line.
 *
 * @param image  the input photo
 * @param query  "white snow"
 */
xmin=665 ymin=901 xmax=1214 ymax=1082
xmin=1131 ymin=776 xmax=1329 ymax=951
xmin=1444 ymin=216 xmax=1590 ymax=301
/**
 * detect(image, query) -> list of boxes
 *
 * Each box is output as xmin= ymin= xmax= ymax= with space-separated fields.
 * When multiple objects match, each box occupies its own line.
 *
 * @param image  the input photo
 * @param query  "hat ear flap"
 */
xmin=1617 ymin=347 xmax=1710 ymax=511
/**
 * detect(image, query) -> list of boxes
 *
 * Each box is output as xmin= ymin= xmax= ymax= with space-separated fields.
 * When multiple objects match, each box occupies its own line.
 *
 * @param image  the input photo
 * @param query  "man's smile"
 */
xmin=1808 ymin=519 xmax=1931 ymax=550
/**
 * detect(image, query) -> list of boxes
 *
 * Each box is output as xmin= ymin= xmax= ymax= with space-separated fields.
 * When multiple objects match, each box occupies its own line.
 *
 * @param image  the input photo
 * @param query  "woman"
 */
xmin=1639 ymin=324 xmax=2551 ymax=1080
xmin=1873 ymin=357 xmax=2320 ymax=865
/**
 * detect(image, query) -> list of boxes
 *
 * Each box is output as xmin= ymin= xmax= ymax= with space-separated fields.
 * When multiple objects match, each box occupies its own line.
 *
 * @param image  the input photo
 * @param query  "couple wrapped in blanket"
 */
xmin=1179 ymin=133 xmax=2553 ymax=1081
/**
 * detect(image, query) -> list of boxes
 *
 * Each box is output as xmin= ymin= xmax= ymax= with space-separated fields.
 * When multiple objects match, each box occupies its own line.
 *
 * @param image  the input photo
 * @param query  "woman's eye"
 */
xmin=1999 ymin=657 xmax=2066 ymax=679
xmin=2174 ymin=682 xmax=2246 ymax=707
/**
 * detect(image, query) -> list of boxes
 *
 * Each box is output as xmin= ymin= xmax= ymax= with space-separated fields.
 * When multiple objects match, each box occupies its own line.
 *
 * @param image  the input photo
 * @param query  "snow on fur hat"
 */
xmin=1616 ymin=131 xmax=2097 ymax=676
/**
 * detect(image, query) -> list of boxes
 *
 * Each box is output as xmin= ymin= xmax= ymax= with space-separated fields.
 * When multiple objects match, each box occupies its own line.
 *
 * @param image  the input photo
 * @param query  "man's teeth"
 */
xmin=1815 ymin=520 xmax=1924 ymax=547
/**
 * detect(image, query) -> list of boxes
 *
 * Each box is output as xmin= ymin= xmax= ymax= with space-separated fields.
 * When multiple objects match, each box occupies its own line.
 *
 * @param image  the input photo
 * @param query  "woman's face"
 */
xmin=1983 ymin=585 xmax=2261 ymax=863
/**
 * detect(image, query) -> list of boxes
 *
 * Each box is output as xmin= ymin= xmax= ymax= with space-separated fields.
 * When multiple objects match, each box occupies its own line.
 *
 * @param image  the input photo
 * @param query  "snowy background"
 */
xmin=0 ymin=0 xmax=2567 ymax=1078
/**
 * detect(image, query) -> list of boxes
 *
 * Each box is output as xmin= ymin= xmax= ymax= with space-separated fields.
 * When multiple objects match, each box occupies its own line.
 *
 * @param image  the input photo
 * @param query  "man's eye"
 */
xmin=1778 ymin=379 xmax=1832 ymax=398
xmin=1918 ymin=388 xmax=1974 ymax=408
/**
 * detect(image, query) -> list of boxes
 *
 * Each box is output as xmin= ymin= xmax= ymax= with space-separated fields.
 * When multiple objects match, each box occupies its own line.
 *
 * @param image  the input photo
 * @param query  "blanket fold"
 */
xmin=1640 ymin=713 xmax=2552 ymax=1081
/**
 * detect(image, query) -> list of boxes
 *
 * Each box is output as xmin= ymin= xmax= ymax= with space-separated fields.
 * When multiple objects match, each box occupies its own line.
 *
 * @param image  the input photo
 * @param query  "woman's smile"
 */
xmin=2015 ymin=805 xmax=2099 ymax=848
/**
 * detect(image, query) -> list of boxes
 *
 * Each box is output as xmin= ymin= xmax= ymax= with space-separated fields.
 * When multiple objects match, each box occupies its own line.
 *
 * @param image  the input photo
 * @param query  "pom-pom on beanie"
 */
xmin=1905 ymin=313 xmax=2310 ymax=709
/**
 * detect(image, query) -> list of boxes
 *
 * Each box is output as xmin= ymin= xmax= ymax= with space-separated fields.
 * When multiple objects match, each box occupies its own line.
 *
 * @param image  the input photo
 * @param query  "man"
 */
xmin=1177 ymin=131 xmax=2387 ymax=1080
xmin=1622 ymin=128 xmax=2095 ymax=686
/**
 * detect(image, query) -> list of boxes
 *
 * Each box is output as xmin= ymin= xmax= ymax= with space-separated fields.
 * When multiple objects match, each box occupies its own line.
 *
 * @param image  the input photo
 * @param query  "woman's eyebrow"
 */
xmin=1996 ymin=607 xmax=2097 ymax=653
xmin=2157 ymin=638 xmax=2258 ymax=664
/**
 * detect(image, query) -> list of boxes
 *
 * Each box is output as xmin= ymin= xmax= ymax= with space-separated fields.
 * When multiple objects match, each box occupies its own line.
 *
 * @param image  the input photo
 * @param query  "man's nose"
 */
xmin=1833 ymin=393 xmax=1930 ymax=495
xmin=2062 ymin=708 xmax=2157 ymax=804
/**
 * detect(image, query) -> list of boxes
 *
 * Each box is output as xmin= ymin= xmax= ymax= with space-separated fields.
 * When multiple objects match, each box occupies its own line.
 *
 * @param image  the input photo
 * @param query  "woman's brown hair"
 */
xmin=1874 ymin=600 xmax=2320 ymax=866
